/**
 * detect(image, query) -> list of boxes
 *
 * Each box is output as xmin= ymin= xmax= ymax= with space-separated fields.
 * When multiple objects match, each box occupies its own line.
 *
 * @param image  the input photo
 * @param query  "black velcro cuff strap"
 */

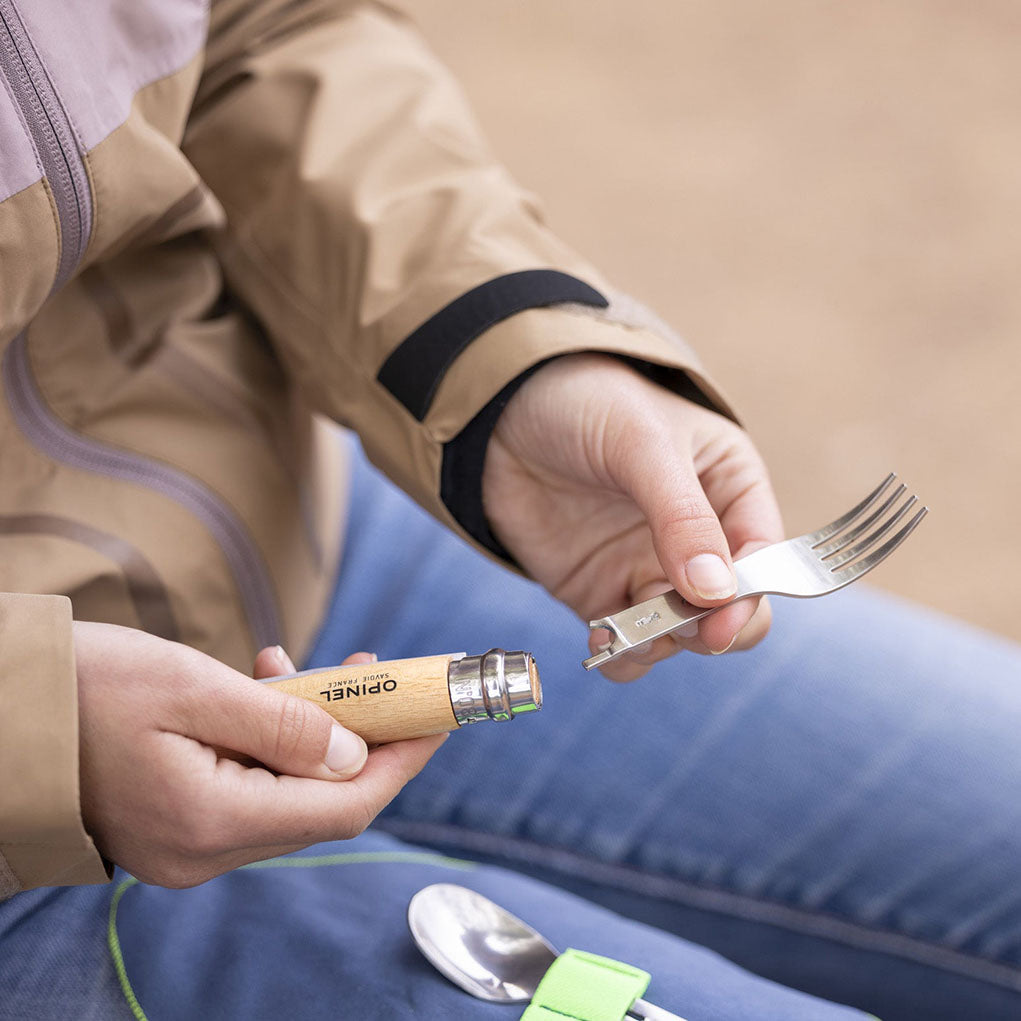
xmin=440 ymin=360 xmax=551 ymax=562
xmin=377 ymin=269 xmax=608 ymax=421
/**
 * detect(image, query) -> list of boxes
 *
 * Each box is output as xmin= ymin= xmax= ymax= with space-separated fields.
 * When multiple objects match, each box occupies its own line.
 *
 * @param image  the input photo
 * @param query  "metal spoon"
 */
xmin=407 ymin=883 xmax=686 ymax=1020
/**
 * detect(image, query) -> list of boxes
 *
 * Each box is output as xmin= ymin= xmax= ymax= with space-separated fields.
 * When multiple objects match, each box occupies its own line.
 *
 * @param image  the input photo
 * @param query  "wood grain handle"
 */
xmin=266 ymin=654 xmax=460 ymax=744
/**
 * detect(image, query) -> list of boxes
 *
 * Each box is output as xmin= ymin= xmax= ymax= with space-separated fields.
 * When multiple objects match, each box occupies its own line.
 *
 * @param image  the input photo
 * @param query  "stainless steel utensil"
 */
xmin=584 ymin=472 xmax=927 ymax=669
xmin=407 ymin=882 xmax=685 ymax=1020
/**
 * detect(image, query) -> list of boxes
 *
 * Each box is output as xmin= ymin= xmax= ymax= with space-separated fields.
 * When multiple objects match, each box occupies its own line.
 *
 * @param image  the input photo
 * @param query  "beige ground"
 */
xmin=413 ymin=0 xmax=1021 ymax=643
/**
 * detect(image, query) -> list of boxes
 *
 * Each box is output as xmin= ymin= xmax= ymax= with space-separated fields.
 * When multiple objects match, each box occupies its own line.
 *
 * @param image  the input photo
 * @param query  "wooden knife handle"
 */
xmin=266 ymin=654 xmax=460 ymax=744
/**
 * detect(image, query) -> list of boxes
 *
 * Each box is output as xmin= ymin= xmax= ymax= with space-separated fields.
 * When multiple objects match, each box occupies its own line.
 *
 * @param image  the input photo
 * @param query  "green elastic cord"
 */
xmin=107 ymin=877 xmax=145 ymax=1021
xmin=107 ymin=850 xmax=476 ymax=1021
xmin=520 ymin=947 xmax=650 ymax=1021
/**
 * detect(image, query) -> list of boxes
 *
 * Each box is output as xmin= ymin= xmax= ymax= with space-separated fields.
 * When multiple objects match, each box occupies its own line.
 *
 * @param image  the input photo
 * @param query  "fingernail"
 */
xmin=369 ymin=653 xmax=378 ymax=663
xmin=326 ymin=724 xmax=367 ymax=775
xmin=272 ymin=645 xmax=295 ymax=672
xmin=685 ymin=554 xmax=737 ymax=600
xmin=710 ymin=635 xmax=738 ymax=656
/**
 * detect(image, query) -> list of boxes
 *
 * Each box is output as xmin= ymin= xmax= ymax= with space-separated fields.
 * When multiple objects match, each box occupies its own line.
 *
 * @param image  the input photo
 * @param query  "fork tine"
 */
xmin=825 ymin=495 xmax=918 ymax=570
xmin=814 ymin=483 xmax=907 ymax=557
xmin=807 ymin=473 xmax=897 ymax=546
xmin=830 ymin=507 xmax=929 ymax=585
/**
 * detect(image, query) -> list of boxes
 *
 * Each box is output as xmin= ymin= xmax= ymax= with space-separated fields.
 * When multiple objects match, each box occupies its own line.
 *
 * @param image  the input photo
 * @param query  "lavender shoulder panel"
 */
xmin=11 ymin=0 xmax=208 ymax=153
xmin=0 ymin=16 xmax=42 ymax=201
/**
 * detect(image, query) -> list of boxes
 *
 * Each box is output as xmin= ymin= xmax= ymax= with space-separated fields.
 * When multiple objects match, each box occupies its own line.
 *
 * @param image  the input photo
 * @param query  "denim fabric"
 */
xmin=1 ymin=439 xmax=1018 ymax=1020
xmin=312 ymin=442 xmax=1021 ymax=1019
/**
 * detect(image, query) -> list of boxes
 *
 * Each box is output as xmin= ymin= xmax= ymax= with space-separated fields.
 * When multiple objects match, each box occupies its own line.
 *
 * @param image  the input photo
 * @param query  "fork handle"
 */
xmin=584 ymin=590 xmax=720 ymax=670
xmin=583 ymin=558 xmax=764 ymax=670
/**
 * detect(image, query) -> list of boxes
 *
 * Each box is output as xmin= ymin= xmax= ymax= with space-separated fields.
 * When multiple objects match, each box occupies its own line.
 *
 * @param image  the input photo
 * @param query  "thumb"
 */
xmin=617 ymin=445 xmax=737 ymax=608
xmin=179 ymin=670 xmax=369 ymax=781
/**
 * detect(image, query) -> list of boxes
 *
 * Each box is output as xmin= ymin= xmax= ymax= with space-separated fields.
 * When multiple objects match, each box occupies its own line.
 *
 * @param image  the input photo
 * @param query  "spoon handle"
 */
xmin=630 ymin=996 xmax=688 ymax=1021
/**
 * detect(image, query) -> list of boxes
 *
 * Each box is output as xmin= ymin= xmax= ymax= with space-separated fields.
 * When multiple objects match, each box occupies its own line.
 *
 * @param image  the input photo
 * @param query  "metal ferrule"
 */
xmin=447 ymin=649 xmax=542 ymax=727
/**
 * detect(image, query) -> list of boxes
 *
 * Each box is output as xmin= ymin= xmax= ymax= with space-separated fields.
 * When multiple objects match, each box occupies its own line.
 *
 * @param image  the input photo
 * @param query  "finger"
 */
xmin=691 ymin=531 xmax=778 ymax=653
xmin=252 ymin=647 xmax=377 ymax=680
xmin=682 ymin=442 xmax=781 ymax=653
xmin=623 ymin=633 xmax=688 ymax=666
xmin=729 ymin=595 xmax=772 ymax=651
xmin=595 ymin=655 xmax=654 ymax=682
xmin=253 ymin=645 xmax=296 ymax=680
xmin=697 ymin=440 xmax=785 ymax=565
xmin=220 ymin=733 xmax=447 ymax=848
xmin=696 ymin=596 xmax=761 ymax=653
xmin=686 ymin=426 xmax=782 ymax=650
xmin=342 ymin=652 xmax=378 ymax=666
xmin=614 ymin=437 xmax=737 ymax=609
xmin=176 ymin=672 xmax=368 ymax=781
xmin=588 ymin=629 xmax=654 ymax=683
xmin=692 ymin=594 xmax=772 ymax=655
xmin=198 ymin=645 xmax=296 ymax=765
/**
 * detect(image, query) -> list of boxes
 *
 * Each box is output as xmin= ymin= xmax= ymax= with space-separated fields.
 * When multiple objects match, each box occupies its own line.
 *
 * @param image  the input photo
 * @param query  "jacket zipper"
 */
xmin=1 ymin=5 xmax=283 ymax=651
xmin=0 ymin=0 xmax=91 ymax=288
xmin=2 ymin=333 xmax=284 ymax=651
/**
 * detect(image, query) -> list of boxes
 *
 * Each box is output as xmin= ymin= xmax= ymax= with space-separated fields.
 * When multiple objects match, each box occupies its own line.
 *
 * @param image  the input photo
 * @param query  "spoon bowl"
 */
xmin=407 ymin=883 xmax=557 ymax=1003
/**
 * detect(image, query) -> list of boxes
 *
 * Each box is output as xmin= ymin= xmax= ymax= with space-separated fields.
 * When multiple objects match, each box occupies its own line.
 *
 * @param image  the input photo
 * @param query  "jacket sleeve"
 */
xmin=184 ymin=0 xmax=737 ymax=558
xmin=0 ymin=594 xmax=108 ymax=898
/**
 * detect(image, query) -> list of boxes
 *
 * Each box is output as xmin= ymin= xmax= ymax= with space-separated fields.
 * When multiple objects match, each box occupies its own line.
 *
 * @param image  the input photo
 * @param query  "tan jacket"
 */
xmin=0 ymin=0 xmax=730 ymax=897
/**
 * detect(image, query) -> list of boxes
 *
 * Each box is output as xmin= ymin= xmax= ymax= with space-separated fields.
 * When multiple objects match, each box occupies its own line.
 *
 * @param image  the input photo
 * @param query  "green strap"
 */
xmin=521 ymin=947 xmax=650 ymax=1021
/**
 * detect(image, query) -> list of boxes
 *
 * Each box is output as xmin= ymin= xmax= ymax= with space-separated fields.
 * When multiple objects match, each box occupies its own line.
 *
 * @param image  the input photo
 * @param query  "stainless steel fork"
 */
xmin=583 ymin=473 xmax=928 ymax=670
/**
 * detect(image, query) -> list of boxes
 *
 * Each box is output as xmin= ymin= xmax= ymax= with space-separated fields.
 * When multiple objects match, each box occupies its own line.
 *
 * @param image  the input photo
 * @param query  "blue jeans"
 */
xmin=2 ymin=440 xmax=1019 ymax=1020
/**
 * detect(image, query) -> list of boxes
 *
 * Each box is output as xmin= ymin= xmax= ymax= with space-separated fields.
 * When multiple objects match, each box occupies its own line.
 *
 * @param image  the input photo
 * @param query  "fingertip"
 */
xmin=423 ymin=731 xmax=450 ymax=755
xmin=730 ymin=596 xmax=773 ymax=652
xmin=698 ymin=595 xmax=773 ymax=655
xmin=598 ymin=658 xmax=652 ymax=683
xmin=422 ymin=729 xmax=451 ymax=754
xmin=625 ymin=635 xmax=679 ymax=666
xmin=698 ymin=598 xmax=755 ymax=654
xmin=342 ymin=651 xmax=378 ymax=666
xmin=325 ymin=723 xmax=368 ymax=778
xmin=684 ymin=553 xmax=737 ymax=603
xmin=588 ymin=627 xmax=612 ymax=654
xmin=709 ymin=636 xmax=738 ymax=656
xmin=253 ymin=645 xmax=296 ymax=680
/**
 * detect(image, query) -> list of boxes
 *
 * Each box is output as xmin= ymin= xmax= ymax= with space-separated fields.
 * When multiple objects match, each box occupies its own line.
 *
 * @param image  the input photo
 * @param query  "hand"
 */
xmin=483 ymin=354 xmax=784 ymax=681
xmin=75 ymin=622 xmax=444 ymax=887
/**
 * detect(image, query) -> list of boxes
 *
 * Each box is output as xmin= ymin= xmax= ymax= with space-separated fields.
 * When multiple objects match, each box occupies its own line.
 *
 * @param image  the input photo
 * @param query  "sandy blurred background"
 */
xmin=411 ymin=0 xmax=1021 ymax=642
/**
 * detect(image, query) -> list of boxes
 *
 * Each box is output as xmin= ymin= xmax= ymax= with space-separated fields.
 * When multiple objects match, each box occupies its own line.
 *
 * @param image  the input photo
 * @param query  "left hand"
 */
xmin=75 ymin=627 xmax=444 ymax=887
xmin=482 ymin=353 xmax=784 ymax=681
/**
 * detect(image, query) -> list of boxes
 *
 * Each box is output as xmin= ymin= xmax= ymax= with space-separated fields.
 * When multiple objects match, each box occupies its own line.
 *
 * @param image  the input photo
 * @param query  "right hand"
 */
xmin=74 ymin=622 xmax=444 ymax=888
xmin=484 ymin=354 xmax=784 ymax=681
